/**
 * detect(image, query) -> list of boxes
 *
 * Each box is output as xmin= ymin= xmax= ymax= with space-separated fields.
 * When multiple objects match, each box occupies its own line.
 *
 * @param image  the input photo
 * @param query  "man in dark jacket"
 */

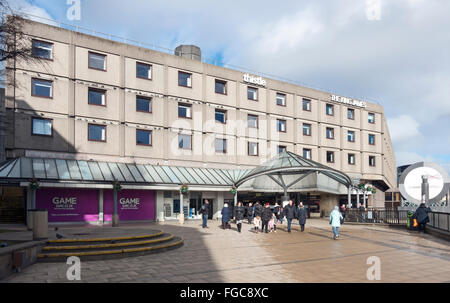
xmin=246 ymin=202 xmax=254 ymax=224
xmin=234 ymin=202 xmax=245 ymax=233
xmin=414 ymin=203 xmax=432 ymax=232
xmin=254 ymin=202 xmax=263 ymax=219
xmin=261 ymin=203 xmax=273 ymax=233
xmin=200 ymin=199 xmax=209 ymax=228
xmin=283 ymin=200 xmax=297 ymax=233
xmin=221 ymin=203 xmax=231 ymax=229
xmin=297 ymin=202 xmax=307 ymax=232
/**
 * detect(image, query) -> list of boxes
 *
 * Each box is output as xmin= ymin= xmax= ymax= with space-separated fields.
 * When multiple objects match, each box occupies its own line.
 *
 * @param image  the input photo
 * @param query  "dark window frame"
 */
xmin=31 ymin=39 xmax=54 ymax=61
xmin=277 ymin=145 xmax=287 ymax=154
xmin=136 ymin=129 xmax=152 ymax=146
xmin=247 ymin=86 xmax=258 ymax=101
xmin=277 ymin=119 xmax=287 ymax=133
xmin=215 ymin=109 xmax=227 ymax=124
xmin=88 ymin=123 xmax=107 ymax=142
xmin=178 ymin=103 xmax=193 ymax=119
xmin=31 ymin=117 xmax=53 ymax=137
xmin=248 ymin=141 xmax=259 ymax=156
xmin=178 ymin=134 xmax=193 ymax=150
xmin=88 ymin=87 xmax=107 ymax=107
xmin=302 ymin=98 xmax=311 ymax=112
xmin=326 ymin=127 xmax=335 ymax=139
xmin=276 ymin=92 xmax=287 ymax=107
xmin=88 ymin=51 xmax=107 ymax=71
xmin=326 ymin=103 xmax=334 ymax=116
xmin=136 ymin=62 xmax=153 ymax=80
xmin=348 ymin=153 xmax=356 ymax=165
xmin=347 ymin=130 xmax=355 ymax=142
xmin=303 ymin=148 xmax=312 ymax=160
xmin=248 ymin=114 xmax=259 ymax=129
xmin=178 ymin=71 xmax=193 ymax=88
xmin=215 ymin=138 xmax=227 ymax=154
xmin=347 ymin=108 xmax=355 ymax=120
xmin=369 ymin=134 xmax=376 ymax=145
xmin=326 ymin=151 xmax=335 ymax=163
xmin=215 ymin=79 xmax=227 ymax=95
xmin=369 ymin=156 xmax=376 ymax=167
xmin=31 ymin=78 xmax=53 ymax=99
xmin=302 ymin=123 xmax=312 ymax=136
xmin=136 ymin=95 xmax=152 ymax=113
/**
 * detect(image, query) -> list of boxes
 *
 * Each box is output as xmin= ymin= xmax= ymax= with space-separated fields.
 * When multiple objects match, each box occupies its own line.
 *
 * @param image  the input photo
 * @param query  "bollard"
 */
xmin=31 ymin=209 xmax=48 ymax=240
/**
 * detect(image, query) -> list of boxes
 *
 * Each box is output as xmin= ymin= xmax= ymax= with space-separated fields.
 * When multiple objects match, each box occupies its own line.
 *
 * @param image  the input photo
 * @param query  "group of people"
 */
xmin=202 ymin=200 xmax=311 ymax=234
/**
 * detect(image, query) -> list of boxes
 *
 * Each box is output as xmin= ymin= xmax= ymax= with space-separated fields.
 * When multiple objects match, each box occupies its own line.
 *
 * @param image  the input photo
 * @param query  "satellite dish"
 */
xmin=399 ymin=162 xmax=449 ymax=204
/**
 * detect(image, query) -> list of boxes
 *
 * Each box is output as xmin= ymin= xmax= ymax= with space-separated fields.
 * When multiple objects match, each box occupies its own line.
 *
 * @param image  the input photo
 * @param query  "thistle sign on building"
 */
xmin=331 ymin=94 xmax=366 ymax=108
xmin=243 ymin=73 xmax=266 ymax=87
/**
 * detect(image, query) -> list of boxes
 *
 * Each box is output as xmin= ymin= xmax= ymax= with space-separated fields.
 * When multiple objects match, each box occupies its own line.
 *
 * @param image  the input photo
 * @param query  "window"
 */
xmin=369 ymin=156 xmax=376 ymax=167
xmin=326 ymin=151 xmax=334 ymax=163
xmin=348 ymin=153 xmax=355 ymax=165
xmin=136 ymin=62 xmax=152 ymax=80
xmin=136 ymin=96 xmax=152 ymax=113
xmin=368 ymin=113 xmax=375 ymax=124
xmin=369 ymin=134 xmax=375 ymax=145
xmin=178 ymin=71 xmax=192 ymax=87
xmin=276 ymin=93 xmax=286 ymax=106
xmin=248 ymin=114 xmax=258 ymax=128
xmin=88 ymin=88 xmax=106 ymax=106
xmin=347 ymin=130 xmax=355 ymax=142
xmin=347 ymin=108 xmax=355 ymax=120
xmin=88 ymin=52 xmax=106 ymax=70
xmin=178 ymin=103 xmax=192 ymax=118
xmin=303 ymin=123 xmax=311 ymax=136
xmin=32 ymin=118 xmax=52 ymax=136
xmin=215 ymin=79 xmax=227 ymax=95
xmin=278 ymin=145 xmax=287 ymax=154
xmin=215 ymin=109 xmax=226 ymax=124
xmin=302 ymin=98 xmax=311 ymax=111
xmin=326 ymin=127 xmax=334 ymax=139
xmin=215 ymin=138 xmax=227 ymax=153
xmin=88 ymin=124 xmax=106 ymax=142
xmin=32 ymin=78 xmax=52 ymax=98
xmin=178 ymin=134 xmax=192 ymax=150
xmin=248 ymin=142 xmax=259 ymax=156
xmin=247 ymin=87 xmax=258 ymax=101
xmin=32 ymin=40 xmax=53 ymax=60
xmin=136 ymin=129 xmax=152 ymax=145
xmin=277 ymin=119 xmax=286 ymax=132
xmin=303 ymin=148 xmax=311 ymax=160
xmin=326 ymin=104 xmax=334 ymax=116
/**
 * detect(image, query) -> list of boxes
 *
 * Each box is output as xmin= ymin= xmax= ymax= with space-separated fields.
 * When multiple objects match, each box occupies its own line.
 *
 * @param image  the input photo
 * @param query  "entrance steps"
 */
xmin=37 ymin=230 xmax=183 ymax=262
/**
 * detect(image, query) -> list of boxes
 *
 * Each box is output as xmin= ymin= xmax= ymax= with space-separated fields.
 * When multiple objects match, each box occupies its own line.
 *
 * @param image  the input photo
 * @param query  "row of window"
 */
xmin=31 ymin=117 xmax=377 ymax=166
xmin=31 ymin=40 xmax=377 ymax=124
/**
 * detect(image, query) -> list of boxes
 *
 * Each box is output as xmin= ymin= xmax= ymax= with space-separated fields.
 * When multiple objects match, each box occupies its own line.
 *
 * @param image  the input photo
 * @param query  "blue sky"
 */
xmin=8 ymin=0 xmax=450 ymax=175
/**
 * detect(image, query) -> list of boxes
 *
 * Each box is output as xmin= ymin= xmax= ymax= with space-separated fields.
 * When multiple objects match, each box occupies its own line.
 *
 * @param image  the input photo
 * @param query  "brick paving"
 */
xmin=2 ymin=219 xmax=450 ymax=283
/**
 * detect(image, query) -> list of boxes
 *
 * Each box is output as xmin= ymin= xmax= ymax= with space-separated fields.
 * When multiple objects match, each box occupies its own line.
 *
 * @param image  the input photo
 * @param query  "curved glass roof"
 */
xmin=234 ymin=151 xmax=352 ymax=188
xmin=0 ymin=157 xmax=251 ymax=187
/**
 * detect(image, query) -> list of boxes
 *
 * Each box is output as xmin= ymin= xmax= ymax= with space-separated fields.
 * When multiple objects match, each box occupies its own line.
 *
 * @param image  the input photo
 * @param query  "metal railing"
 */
xmin=345 ymin=208 xmax=450 ymax=233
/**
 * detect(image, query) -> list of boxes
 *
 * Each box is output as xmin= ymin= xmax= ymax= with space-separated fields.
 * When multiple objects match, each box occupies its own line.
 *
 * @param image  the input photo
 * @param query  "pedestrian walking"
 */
xmin=246 ymin=202 xmax=254 ymax=224
xmin=221 ymin=203 xmax=231 ymax=229
xmin=253 ymin=214 xmax=261 ymax=233
xmin=414 ymin=203 xmax=432 ymax=233
xmin=340 ymin=204 xmax=347 ymax=221
xmin=330 ymin=206 xmax=343 ymax=240
xmin=200 ymin=199 xmax=209 ymax=228
xmin=278 ymin=207 xmax=284 ymax=225
xmin=283 ymin=200 xmax=297 ymax=233
xmin=297 ymin=202 xmax=307 ymax=232
xmin=359 ymin=203 xmax=366 ymax=222
xmin=254 ymin=202 xmax=263 ymax=219
xmin=261 ymin=203 xmax=272 ymax=233
xmin=234 ymin=201 xmax=245 ymax=233
xmin=269 ymin=213 xmax=277 ymax=232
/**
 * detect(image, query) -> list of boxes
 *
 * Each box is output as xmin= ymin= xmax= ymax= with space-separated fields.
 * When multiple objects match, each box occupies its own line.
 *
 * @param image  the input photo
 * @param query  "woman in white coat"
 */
xmin=329 ymin=206 xmax=343 ymax=240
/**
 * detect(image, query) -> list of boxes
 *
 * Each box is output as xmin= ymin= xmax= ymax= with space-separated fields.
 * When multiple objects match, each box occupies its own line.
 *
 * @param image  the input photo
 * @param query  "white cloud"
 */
xmin=387 ymin=115 xmax=421 ymax=143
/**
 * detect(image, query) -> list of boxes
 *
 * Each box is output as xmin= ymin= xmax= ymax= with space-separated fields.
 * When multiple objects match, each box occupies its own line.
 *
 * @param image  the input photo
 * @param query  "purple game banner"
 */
xmin=104 ymin=189 xmax=155 ymax=221
xmin=36 ymin=188 xmax=99 ymax=222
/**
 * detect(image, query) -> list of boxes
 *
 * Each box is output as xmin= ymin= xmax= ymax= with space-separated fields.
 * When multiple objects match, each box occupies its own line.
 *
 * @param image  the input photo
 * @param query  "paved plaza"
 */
xmin=2 ymin=219 xmax=450 ymax=283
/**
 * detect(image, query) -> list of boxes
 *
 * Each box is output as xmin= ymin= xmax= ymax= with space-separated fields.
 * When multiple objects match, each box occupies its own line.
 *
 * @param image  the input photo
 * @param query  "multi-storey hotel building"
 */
xmin=0 ymin=18 xmax=396 ymax=224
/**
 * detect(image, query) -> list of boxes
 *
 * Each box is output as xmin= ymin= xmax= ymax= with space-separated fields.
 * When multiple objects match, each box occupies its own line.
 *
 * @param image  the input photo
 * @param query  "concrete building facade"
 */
xmin=0 ymin=18 xmax=396 ymax=223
